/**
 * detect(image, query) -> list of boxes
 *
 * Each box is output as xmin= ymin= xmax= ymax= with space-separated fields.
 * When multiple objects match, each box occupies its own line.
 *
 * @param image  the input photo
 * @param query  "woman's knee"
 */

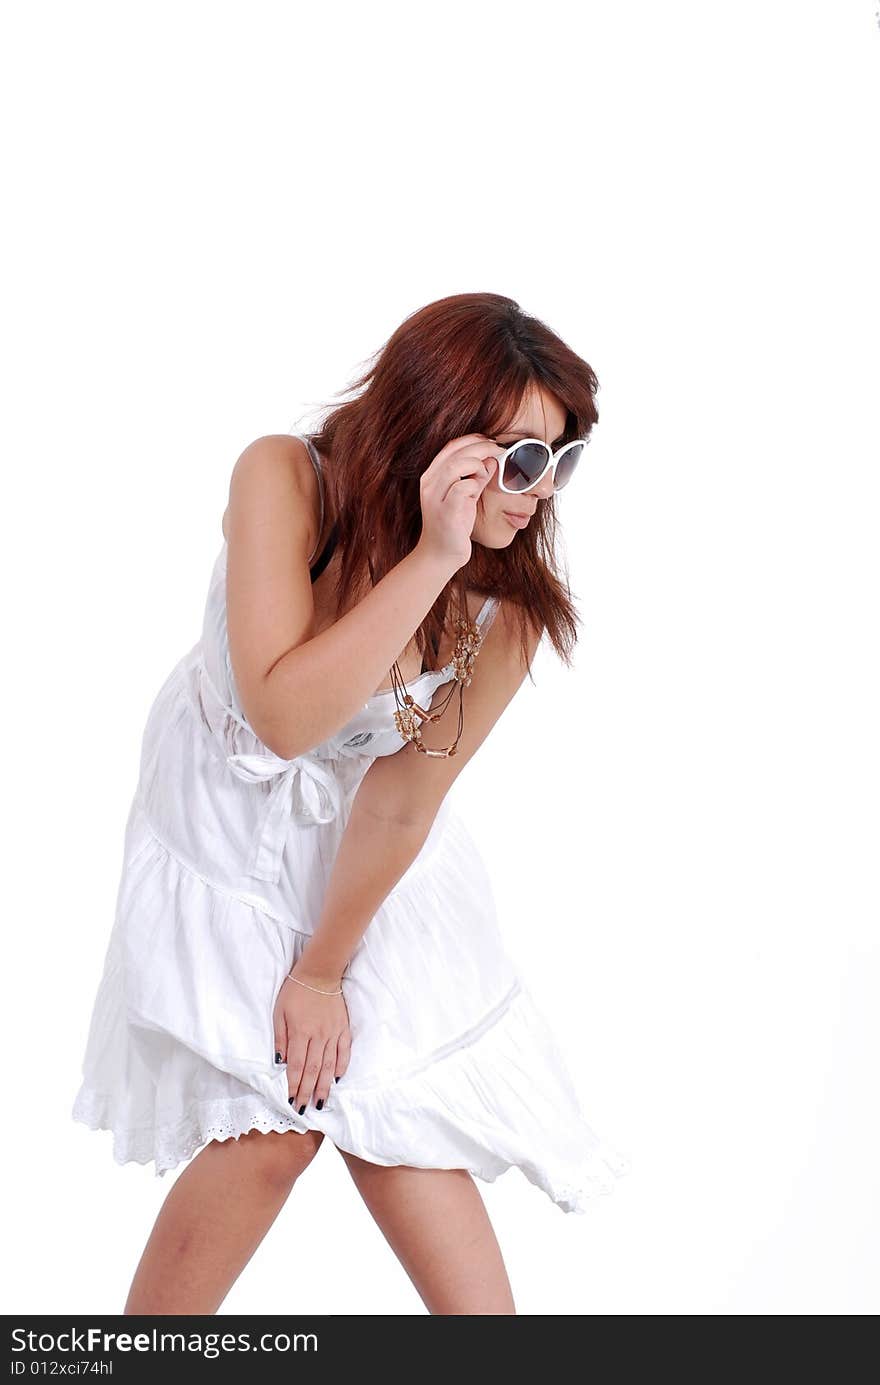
xmin=211 ymin=1126 xmax=326 ymax=1192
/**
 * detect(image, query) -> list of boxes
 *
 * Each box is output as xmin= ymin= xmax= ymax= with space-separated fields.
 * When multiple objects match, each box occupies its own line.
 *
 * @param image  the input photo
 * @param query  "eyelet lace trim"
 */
xmin=71 ymin=1087 xmax=307 ymax=1177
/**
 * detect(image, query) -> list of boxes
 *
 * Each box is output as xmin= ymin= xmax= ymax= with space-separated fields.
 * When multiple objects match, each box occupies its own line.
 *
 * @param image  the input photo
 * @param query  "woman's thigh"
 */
xmin=334 ymin=1147 xmax=516 ymax=1315
xmin=123 ymin=1129 xmax=328 ymax=1315
xmin=211 ymin=1126 xmax=328 ymax=1192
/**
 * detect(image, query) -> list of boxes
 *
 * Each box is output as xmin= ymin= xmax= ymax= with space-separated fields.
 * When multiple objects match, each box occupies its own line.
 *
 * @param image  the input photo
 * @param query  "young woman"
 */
xmin=71 ymin=291 xmax=630 ymax=1315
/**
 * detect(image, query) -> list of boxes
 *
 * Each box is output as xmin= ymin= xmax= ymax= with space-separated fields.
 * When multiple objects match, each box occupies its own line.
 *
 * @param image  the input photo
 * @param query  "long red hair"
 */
xmin=299 ymin=292 xmax=600 ymax=679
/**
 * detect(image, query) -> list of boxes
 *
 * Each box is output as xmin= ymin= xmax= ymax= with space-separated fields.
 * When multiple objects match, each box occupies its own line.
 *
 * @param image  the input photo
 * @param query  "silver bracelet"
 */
xmin=285 ymin=973 xmax=343 ymax=997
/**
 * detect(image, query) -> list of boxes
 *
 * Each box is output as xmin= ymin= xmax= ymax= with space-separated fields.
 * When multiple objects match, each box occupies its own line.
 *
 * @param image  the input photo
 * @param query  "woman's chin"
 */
xmin=473 ymin=516 xmax=519 ymax=549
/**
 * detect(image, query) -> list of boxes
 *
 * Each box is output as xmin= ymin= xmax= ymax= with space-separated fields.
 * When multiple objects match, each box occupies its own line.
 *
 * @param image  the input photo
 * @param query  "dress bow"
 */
xmin=225 ymin=749 xmax=343 ymax=883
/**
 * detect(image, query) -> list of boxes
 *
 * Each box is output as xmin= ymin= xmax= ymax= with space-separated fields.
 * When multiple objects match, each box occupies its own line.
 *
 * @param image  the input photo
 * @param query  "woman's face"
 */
xmin=471 ymin=386 xmax=569 ymax=549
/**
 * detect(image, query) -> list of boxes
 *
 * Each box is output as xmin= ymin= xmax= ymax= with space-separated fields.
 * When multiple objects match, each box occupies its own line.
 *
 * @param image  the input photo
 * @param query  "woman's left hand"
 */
xmin=273 ymin=963 xmax=352 ymax=1112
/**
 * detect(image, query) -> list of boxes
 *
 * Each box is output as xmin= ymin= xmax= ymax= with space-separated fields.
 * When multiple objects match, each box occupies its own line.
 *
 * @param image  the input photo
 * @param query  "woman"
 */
xmin=71 ymin=291 xmax=630 ymax=1315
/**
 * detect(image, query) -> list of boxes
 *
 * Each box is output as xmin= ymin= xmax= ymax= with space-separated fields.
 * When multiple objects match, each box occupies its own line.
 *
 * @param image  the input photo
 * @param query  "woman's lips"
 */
xmin=502 ymin=510 xmax=531 ymax=529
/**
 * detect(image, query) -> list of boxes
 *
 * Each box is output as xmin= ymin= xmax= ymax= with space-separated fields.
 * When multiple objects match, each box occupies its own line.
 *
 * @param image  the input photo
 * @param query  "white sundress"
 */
xmin=70 ymin=434 xmax=631 ymax=1214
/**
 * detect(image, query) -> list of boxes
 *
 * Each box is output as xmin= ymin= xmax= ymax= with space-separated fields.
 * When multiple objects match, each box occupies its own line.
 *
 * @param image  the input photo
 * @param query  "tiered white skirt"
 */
xmin=72 ymin=786 xmax=630 ymax=1214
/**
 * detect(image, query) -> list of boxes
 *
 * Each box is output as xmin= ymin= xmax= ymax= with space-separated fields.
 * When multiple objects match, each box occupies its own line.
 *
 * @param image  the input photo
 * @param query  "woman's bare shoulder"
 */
xmin=221 ymin=433 xmax=317 ymax=544
xmin=487 ymin=594 xmax=543 ymax=663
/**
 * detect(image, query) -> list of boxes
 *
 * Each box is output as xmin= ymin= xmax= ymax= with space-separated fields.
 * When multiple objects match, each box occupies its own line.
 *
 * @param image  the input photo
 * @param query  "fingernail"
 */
xmin=335 ymin=1076 xmax=340 ymax=1083
xmin=288 ymin=1097 xmax=294 ymax=1105
xmin=275 ymin=1051 xmax=283 ymax=1063
xmin=298 ymin=1104 xmax=306 ymax=1115
xmin=316 ymin=1099 xmax=324 ymax=1111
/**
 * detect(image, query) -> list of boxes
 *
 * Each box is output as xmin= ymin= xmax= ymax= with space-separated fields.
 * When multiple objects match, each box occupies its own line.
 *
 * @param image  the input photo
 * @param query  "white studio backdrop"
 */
xmin=1 ymin=1 xmax=877 ymax=1315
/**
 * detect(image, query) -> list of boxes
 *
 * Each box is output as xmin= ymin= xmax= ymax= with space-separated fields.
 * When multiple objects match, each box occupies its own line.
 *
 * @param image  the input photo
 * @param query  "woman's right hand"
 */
xmin=416 ymin=434 xmax=503 ymax=570
xmin=273 ymin=964 xmax=352 ymax=1113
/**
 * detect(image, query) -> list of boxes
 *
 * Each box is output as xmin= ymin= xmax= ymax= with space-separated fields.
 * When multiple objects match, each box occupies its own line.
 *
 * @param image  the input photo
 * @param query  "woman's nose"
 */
xmin=529 ymin=470 xmax=556 ymax=501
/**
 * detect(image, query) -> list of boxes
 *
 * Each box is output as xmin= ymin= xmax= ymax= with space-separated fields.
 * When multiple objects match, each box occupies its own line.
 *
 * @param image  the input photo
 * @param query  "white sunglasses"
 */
xmin=495 ymin=436 xmax=590 ymax=495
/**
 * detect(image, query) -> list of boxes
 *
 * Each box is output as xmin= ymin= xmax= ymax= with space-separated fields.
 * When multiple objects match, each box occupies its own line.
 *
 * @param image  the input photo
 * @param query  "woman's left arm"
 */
xmin=297 ymin=601 xmax=542 ymax=976
xmin=282 ymin=602 xmax=543 ymax=1106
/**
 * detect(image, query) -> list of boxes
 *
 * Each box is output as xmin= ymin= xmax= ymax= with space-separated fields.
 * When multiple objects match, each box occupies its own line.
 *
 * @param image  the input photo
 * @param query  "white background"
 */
xmin=2 ymin=1 xmax=878 ymax=1315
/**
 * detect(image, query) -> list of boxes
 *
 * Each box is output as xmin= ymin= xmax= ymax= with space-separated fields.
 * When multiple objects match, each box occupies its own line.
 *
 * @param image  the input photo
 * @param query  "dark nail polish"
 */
xmin=335 ymin=1076 xmax=340 ymax=1083
xmin=275 ymin=1051 xmax=283 ymax=1063
xmin=316 ymin=1099 xmax=324 ymax=1111
xmin=298 ymin=1104 xmax=306 ymax=1115
xmin=288 ymin=1096 xmax=294 ymax=1105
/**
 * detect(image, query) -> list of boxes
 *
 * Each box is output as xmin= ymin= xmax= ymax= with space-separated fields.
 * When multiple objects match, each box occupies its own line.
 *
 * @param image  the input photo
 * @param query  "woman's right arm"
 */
xmin=224 ymin=433 xmax=479 ymax=760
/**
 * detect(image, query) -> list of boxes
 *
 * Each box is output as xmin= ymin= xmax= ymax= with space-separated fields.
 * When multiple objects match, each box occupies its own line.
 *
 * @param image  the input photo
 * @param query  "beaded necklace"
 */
xmin=389 ymin=608 xmax=486 ymax=758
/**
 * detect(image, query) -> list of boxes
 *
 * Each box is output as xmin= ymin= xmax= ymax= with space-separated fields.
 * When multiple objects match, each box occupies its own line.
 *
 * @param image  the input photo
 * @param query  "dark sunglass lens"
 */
xmin=502 ymin=442 xmax=549 ymax=492
xmin=553 ymin=442 xmax=585 ymax=491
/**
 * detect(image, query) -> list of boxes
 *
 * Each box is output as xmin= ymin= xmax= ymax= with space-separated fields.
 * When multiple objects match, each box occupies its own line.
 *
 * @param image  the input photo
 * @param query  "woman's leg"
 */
xmin=336 ymin=1149 xmax=516 ymax=1314
xmin=124 ymin=1128 xmax=326 ymax=1315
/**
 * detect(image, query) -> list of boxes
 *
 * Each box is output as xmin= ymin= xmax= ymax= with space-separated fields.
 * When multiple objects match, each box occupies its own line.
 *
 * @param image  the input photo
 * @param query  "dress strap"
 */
xmin=289 ymin=433 xmax=339 ymax=579
xmin=293 ymin=434 xmax=325 ymax=565
xmin=475 ymin=595 xmax=499 ymax=628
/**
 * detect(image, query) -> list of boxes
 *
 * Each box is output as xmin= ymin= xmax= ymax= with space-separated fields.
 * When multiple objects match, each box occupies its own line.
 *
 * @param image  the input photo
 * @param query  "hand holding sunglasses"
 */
xmin=417 ymin=434 xmax=502 ymax=570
